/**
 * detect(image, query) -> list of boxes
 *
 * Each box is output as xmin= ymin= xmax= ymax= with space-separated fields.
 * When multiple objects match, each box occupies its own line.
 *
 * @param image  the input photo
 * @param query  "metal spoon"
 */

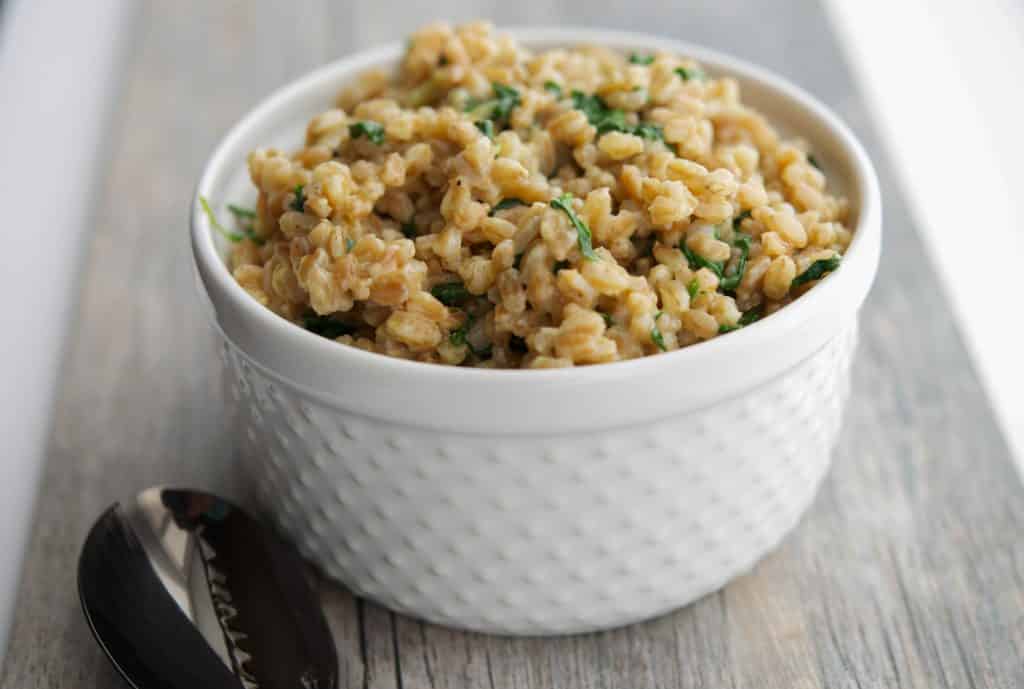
xmin=77 ymin=487 xmax=338 ymax=689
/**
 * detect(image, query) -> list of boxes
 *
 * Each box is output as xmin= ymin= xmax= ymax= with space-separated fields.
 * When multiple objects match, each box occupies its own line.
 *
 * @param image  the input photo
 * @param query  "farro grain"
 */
xmin=222 ymin=22 xmax=852 ymax=367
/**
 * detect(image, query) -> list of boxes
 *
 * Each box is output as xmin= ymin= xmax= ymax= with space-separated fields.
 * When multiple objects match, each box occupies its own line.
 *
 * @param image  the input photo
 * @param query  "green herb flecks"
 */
xmin=675 ymin=66 xmax=706 ymax=81
xmin=732 ymin=209 xmax=751 ymax=230
xmin=474 ymin=119 xmax=495 ymax=140
xmin=718 ymin=306 xmax=762 ymax=336
xmin=290 ymin=185 xmax=305 ymax=212
xmin=651 ymin=312 xmax=668 ymax=351
xmin=431 ymin=281 xmax=471 ymax=306
xmin=600 ymin=312 xmax=614 ymax=328
xmin=550 ymin=192 xmax=598 ymax=261
xmin=631 ymin=122 xmax=664 ymax=141
xmin=719 ymin=233 xmax=752 ymax=293
xmin=738 ymin=306 xmax=762 ymax=326
xmin=490 ymin=198 xmax=527 ymax=215
xmin=449 ymin=313 xmax=491 ymax=358
xmin=686 ymin=277 xmax=700 ymax=300
xmin=629 ymin=53 xmax=655 ymax=65
xmin=200 ymin=196 xmax=244 ymax=243
xmin=570 ymin=90 xmax=664 ymax=141
xmin=449 ymin=318 xmax=469 ymax=346
xmin=303 ymin=313 xmax=356 ymax=340
xmin=227 ymin=204 xmax=265 ymax=244
xmin=807 ymin=153 xmax=822 ymax=171
xmin=466 ymin=83 xmax=521 ymax=126
xmin=791 ymin=255 xmax=841 ymax=290
xmin=227 ymin=204 xmax=256 ymax=221
xmin=345 ymin=237 xmax=356 ymax=252
xmin=543 ymin=81 xmax=563 ymax=98
xmin=349 ymin=121 xmax=386 ymax=145
xmin=570 ymin=90 xmax=608 ymax=125
xmin=681 ymin=243 xmax=724 ymax=278
xmin=570 ymin=92 xmax=627 ymax=135
xmin=199 ymin=196 xmax=265 ymax=245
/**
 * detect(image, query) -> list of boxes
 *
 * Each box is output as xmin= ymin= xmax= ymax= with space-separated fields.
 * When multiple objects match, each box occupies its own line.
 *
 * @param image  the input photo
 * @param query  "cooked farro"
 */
xmin=211 ymin=22 xmax=852 ymax=369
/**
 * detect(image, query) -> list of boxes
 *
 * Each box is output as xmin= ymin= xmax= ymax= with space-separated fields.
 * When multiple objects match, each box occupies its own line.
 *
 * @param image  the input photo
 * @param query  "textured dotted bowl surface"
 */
xmin=224 ymin=325 xmax=855 ymax=634
xmin=193 ymin=29 xmax=881 ymax=635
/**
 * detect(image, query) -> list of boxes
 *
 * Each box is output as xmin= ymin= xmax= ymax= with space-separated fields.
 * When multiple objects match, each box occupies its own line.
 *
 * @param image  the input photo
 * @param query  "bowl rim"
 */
xmin=191 ymin=26 xmax=881 ymax=386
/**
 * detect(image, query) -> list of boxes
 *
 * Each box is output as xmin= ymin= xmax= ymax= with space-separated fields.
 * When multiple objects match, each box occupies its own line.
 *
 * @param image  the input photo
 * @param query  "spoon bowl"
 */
xmin=78 ymin=487 xmax=338 ymax=689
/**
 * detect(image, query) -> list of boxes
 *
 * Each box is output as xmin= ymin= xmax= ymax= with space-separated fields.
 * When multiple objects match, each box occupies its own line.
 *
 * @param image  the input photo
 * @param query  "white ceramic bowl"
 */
xmin=191 ymin=28 xmax=881 ymax=635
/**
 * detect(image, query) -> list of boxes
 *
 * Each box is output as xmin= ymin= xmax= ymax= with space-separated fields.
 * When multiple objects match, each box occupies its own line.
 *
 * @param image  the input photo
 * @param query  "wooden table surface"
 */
xmin=5 ymin=1 xmax=1023 ymax=687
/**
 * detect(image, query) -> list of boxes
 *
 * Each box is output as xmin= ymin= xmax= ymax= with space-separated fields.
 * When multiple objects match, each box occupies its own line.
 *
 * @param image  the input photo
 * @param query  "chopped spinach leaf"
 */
xmin=718 ymin=323 xmax=741 ymax=334
xmin=651 ymin=312 xmax=667 ymax=351
xmin=227 ymin=204 xmax=256 ymax=220
xmin=631 ymin=122 xmax=664 ymax=141
xmin=719 ymin=233 xmax=752 ymax=293
xmin=629 ymin=53 xmax=655 ymax=65
xmin=199 ymin=196 xmax=244 ymax=243
xmin=738 ymin=306 xmax=762 ymax=326
xmin=595 ymin=109 xmax=628 ymax=136
xmin=686 ymin=277 xmax=700 ymax=300
xmin=199 ymin=196 xmax=264 ymax=244
xmin=571 ymin=89 xmax=663 ymax=140
xmin=450 ymin=313 xmax=491 ymax=357
xmin=600 ymin=312 xmax=614 ymax=327
xmin=543 ymin=81 xmax=563 ymax=98
xmin=290 ymin=185 xmax=305 ymax=212
xmin=675 ymin=66 xmax=706 ymax=81
xmin=807 ymin=153 xmax=822 ymax=171
xmin=550 ymin=192 xmax=598 ymax=261
xmin=431 ymin=281 xmax=471 ymax=306
xmin=492 ymin=83 xmax=520 ymax=116
xmin=449 ymin=318 xmax=470 ymax=346
xmin=466 ymin=83 xmax=521 ymax=125
xmin=570 ymin=90 xmax=606 ymax=122
xmin=303 ymin=313 xmax=356 ymax=339
xmin=349 ymin=121 xmax=385 ymax=145
xmin=681 ymin=242 xmax=724 ymax=278
xmin=571 ymin=90 xmax=625 ymax=135
xmin=791 ymin=255 xmax=841 ymax=289
xmin=490 ymin=198 xmax=527 ymax=215
xmin=474 ymin=119 xmax=495 ymax=140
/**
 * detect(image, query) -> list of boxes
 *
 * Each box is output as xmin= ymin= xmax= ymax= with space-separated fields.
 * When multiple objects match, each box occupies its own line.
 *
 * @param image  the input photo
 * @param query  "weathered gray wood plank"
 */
xmin=3 ymin=0 xmax=1023 ymax=687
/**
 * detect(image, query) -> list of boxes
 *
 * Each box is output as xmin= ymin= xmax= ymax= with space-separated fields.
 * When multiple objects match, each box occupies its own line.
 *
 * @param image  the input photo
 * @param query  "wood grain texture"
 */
xmin=4 ymin=1 xmax=1023 ymax=687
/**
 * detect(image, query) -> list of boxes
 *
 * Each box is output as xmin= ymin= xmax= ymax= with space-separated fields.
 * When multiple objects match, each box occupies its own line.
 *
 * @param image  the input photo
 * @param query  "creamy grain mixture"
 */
xmin=209 ymin=22 xmax=852 ymax=368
